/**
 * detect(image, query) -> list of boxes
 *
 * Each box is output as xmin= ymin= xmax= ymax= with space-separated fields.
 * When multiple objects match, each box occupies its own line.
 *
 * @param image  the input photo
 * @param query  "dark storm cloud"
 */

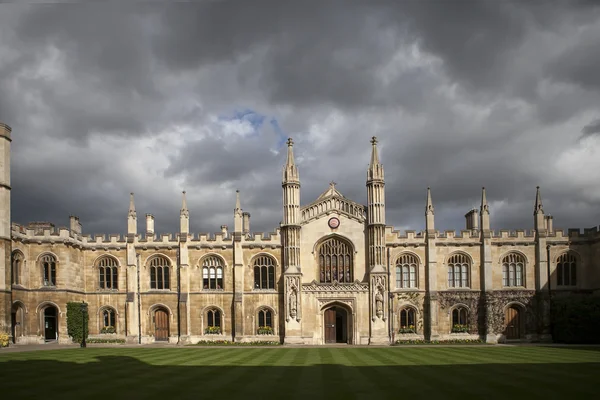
xmin=582 ymin=119 xmax=600 ymax=136
xmin=1 ymin=0 xmax=600 ymax=235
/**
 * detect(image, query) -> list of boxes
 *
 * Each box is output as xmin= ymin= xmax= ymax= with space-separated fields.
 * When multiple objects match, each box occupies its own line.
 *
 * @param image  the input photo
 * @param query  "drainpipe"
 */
xmin=137 ymin=253 xmax=141 ymax=345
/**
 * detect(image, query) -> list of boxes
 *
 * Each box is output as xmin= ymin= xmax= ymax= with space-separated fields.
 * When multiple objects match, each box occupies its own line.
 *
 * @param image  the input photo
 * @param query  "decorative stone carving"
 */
xmin=285 ymin=275 xmax=301 ymax=322
xmin=302 ymin=279 xmax=369 ymax=293
xmin=484 ymin=290 xmax=537 ymax=334
xmin=396 ymin=291 xmax=425 ymax=332
xmin=438 ymin=290 xmax=482 ymax=334
xmin=370 ymin=274 xmax=387 ymax=321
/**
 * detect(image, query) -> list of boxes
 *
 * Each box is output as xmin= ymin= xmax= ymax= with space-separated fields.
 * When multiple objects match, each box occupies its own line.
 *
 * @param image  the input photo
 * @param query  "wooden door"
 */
xmin=154 ymin=309 xmax=169 ymax=341
xmin=324 ymin=308 xmax=336 ymax=343
xmin=505 ymin=306 xmax=520 ymax=339
xmin=44 ymin=307 xmax=57 ymax=341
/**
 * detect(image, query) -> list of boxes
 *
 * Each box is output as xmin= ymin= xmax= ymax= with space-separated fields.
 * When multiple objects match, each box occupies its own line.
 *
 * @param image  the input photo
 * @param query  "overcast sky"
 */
xmin=1 ymin=0 xmax=599 ymax=236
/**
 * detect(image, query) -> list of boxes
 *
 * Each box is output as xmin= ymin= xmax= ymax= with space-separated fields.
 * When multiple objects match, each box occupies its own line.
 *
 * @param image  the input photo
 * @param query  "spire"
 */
xmin=534 ymin=186 xmax=544 ymax=215
xmin=128 ymin=192 xmax=136 ymax=218
xmin=234 ymin=189 xmax=243 ymax=233
xmin=425 ymin=187 xmax=434 ymax=215
xmin=283 ymin=137 xmax=299 ymax=183
xmin=367 ymin=136 xmax=384 ymax=181
xmin=480 ymin=187 xmax=489 ymax=214
xmin=180 ymin=191 xmax=189 ymax=217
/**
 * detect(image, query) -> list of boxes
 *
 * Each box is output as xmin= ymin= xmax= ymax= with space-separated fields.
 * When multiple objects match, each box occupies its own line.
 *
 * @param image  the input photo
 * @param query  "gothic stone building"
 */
xmin=1 ymin=121 xmax=599 ymax=345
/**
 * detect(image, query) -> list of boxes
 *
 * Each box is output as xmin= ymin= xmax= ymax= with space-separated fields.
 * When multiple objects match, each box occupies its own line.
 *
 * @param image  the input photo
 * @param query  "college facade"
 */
xmin=1 ymin=121 xmax=599 ymax=345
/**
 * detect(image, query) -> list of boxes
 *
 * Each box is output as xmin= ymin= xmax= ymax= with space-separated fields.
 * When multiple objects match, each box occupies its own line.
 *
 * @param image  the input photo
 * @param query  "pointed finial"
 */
xmin=180 ymin=191 xmax=189 ymax=217
xmin=481 ymin=187 xmax=489 ymax=213
xmin=235 ymin=189 xmax=241 ymax=211
xmin=128 ymin=192 xmax=136 ymax=217
xmin=286 ymin=137 xmax=296 ymax=166
xmin=534 ymin=186 xmax=544 ymax=214
xmin=426 ymin=187 xmax=434 ymax=215
xmin=369 ymin=136 xmax=380 ymax=167
xmin=329 ymin=181 xmax=337 ymax=190
xmin=287 ymin=137 xmax=294 ymax=147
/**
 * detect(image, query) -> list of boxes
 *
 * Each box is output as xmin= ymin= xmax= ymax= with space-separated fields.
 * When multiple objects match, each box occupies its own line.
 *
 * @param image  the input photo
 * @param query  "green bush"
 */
xmin=66 ymin=302 xmax=89 ymax=344
xmin=192 ymin=340 xmax=281 ymax=346
xmin=552 ymin=296 xmax=600 ymax=344
xmin=87 ymin=338 xmax=125 ymax=344
xmin=394 ymin=339 xmax=485 ymax=345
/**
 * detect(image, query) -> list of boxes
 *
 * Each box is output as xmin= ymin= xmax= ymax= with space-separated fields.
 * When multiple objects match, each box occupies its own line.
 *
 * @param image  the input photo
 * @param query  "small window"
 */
xmin=253 ymin=255 xmax=275 ymax=289
xmin=205 ymin=309 xmax=222 ymax=335
xmin=149 ymin=256 xmax=170 ymax=290
xmin=12 ymin=251 xmax=23 ymax=285
xmin=41 ymin=254 xmax=57 ymax=286
xmin=557 ymin=253 xmax=576 ymax=286
xmin=257 ymin=308 xmax=273 ymax=335
xmin=101 ymin=308 xmax=116 ymax=334
xmin=502 ymin=253 xmax=525 ymax=287
xmin=398 ymin=307 xmax=416 ymax=333
xmin=452 ymin=307 xmax=469 ymax=333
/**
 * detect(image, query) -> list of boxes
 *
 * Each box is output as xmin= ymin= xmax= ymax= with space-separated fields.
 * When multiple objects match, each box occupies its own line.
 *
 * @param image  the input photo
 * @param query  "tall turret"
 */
xmin=366 ymin=136 xmax=388 ymax=344
xmin=282 ymin=138 xmax=302 ymax=342
xmin=0 ymin=122 xmax=12 ymax=333
xmin=534 ymin=186 xmax=546 ymax=233
xmin=480 ymin=187 xmax=490 ymax=232
xmin=425 ymin=187 xmax=435 ymax=232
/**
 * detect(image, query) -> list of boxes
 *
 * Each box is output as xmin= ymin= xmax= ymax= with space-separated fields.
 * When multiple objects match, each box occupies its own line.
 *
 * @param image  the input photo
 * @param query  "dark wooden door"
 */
xmin=44 ymin=307 xmax=57 ymax=341
xmin=324 ymin=308 xmax=336 ymax=343
xmin=155 ymin=309 xmax=169 ymax=341
xmin=505 ymin=307 xmax=520 ymax=339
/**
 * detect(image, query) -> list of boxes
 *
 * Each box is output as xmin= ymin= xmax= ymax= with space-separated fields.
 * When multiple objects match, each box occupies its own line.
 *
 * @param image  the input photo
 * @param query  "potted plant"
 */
xmin=452 ymin=324 xmax=469 ymax=333
xmin=204 ymin=326 xmax=222 ymax=335
xmin=257 ymin=326 xmax=273 ymax=335
xmin=398 ymin=324 xmax=416 ymax=334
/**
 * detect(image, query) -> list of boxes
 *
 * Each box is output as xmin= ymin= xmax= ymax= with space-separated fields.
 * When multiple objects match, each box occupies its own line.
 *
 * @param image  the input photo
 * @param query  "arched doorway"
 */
xmin=11 ymin=304 xmax=25 ymax=344
xmin=43 ymin=306 xmax=58 ymax=341
xmin=505 ymin=305 xmax=522 ymax=340
xmin=153 ymin=308 xmax=169 ymax=341
xmin=324 ymin=306 xmax=349 ymax=344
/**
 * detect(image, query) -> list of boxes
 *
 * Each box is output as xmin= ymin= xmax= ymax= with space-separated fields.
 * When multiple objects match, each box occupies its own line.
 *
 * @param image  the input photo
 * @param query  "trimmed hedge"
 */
xmin=394 ymin=339 xmax=486 ymax=345
xmin=66 ymin=302 xmax=89 ymax=344
xmin=192 ymin=340 xmax=281 ymax=346
xmin=552 ymin=296 xmax=600 ymax=344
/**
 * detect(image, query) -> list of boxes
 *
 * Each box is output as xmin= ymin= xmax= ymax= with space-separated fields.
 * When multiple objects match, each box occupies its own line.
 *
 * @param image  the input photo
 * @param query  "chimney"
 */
xmin=465 ymin=209 xmax=479 ymax=231
xmin=242 ymin=212 xmax=251 ymax=234
xmin=146 ymin=214 xmax=154 ymax=236
xmin=69 ymin=215 xmax=82 ymax=235
xmin=546 ymin=215 xmax=553 ymax=233
xmin=221 ymin=225 xmax=228 ymax=236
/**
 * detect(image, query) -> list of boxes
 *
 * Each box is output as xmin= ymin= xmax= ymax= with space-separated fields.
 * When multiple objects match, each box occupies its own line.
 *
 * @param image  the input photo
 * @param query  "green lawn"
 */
xmin=0 ymin=346 xmax=598 ymax=399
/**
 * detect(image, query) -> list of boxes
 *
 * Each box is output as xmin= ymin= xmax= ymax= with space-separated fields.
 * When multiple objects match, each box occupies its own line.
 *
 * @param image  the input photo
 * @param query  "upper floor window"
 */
xmin=447 ymin=253 xmax=470 ymax=288
xmin=41 ymin=254 xmax=57 ymax=286
xmin=502 ymin=253 xmax=524 ymax=287
xmin=12 ymin=251 xmax=23 ymax=285
xmin=396 ymin=253 xmax=418 ymax=289
xmin=98 ymin=257 xmax=118 ymax=290
xmin=253 ymin=255 xmax=275 ymax=289
xmin=318 ymin=237 xmax=353 ymax=283
xmin=149 ymin=256 xmax=170 ymax=290
xmin=202 ymin=256 xmax=224 ymax=290
xmin=557 ymin=252 xmax=576 ymax=286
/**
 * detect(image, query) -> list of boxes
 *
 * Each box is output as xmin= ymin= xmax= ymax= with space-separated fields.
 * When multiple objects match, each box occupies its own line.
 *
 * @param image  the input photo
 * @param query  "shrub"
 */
xmin=66 ymin=302 xmax=89 ymax=344
xmin=451 ymin=324 xmax=469 ymax=333
xmin=0 ymin=332 xmax=9 ymax=348
xmin=398 ymin=325 xmax=416 ymax=334
xmin=394 ymin=339 xmax=485 ymax=345
xmin=87 ymin=338 xmax=125 ymax=344
xmin=101 ymin=326 xmax=116 ymax=334
xmin=204 ymin=326 xmax=222 ymax=335
xmin=257 ymin=326 xmax=273 ymax=335
xmin=193 ymin=340 xmax=281 ymax=346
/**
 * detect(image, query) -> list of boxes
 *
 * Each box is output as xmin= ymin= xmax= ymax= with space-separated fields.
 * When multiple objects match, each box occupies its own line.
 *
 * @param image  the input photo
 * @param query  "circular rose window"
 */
xmin=328 ymin=217 xmax=340 ymax=229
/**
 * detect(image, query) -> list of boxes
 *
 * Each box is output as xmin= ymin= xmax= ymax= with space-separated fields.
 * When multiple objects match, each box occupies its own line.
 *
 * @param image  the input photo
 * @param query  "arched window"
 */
xmin=101 ymin=308 xmax=116 ymax=334
xmin=318 ymin=237 xmax=353 ymax=283
xmin=205 ymin=308 xmax=221 ymax=334
xmin=398 ymin=307 xmax=416 ymax=333
xmin=557 ymin=252 xmax=576 ymax=286
xmin=451 ymin=307 xmax=469 ymax=332
xmin=502 ymin=253 xmax=525 ymax=287
xmin=149 ymin=256 xmax=170 ymax=290
xmin=12 ymin=251 xmax=23 ymax=285
xmin=257 ymin=308 xmax=273 ymax=335
xmin=253 ymin=255 xmax=275 ymax=289
xmin=98 ymin=257 xmax=118 ymax=290
xmin=202 ymin=256 xmax=224 ymax=290
xmin=447 ymin=253 xmax=470 ymax=288
xmin=396 ymin=253 xmax=418 ymax=289
xmin=41 ymin=254 xmax=57 ymax=286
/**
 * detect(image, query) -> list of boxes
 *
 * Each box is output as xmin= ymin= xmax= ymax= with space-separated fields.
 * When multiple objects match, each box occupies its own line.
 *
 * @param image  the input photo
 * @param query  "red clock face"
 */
xmin=328 ymin=217 xmax=340 ymax=229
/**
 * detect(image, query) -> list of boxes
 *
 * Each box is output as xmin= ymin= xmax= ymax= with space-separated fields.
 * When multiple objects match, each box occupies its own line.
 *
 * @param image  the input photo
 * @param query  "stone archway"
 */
xmin=11 ymin=302 xmax=26 ymax=343
xmin=322 ymin=302 xmax=353 ymax=344
xmin=42 ymin=306 xmax=58 ymax=341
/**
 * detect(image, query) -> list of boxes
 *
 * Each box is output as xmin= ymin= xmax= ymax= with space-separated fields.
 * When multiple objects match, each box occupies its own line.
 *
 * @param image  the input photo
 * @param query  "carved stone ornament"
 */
xmin=302 ymin=279 xmax=369 ymax=293
xmin=371 ymin=275 xmax=387 ymax=321
xmin=285 ymin=275 xmax=301 ymax=322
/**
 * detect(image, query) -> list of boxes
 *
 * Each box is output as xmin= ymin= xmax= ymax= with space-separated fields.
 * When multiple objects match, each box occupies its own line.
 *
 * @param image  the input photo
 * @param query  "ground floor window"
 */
xmin=451 ymin=307 xmax=469 ymax=333
xmin=101 ymin=308 xmax=116 ymax=334
xmin=398 ymin=308 xmax=416 ymax=333
xmin=257 ymin=308 xmax=273 ymax=335
xmin=205 ymin=309 xmax=222 ymax=335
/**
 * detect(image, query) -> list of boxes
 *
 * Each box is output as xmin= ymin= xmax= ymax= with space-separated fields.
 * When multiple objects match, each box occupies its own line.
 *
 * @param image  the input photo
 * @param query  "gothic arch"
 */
xmin=394 ymin=251 xmax=423 ymax=266
xmin=498 ymin=250 xmax=529 ymax=266
xmin=248 ymin=252 xmax=279 ymax=268
xmin=35 ymin=251 xmax=60 ymax=264
xmin=12 ymin=300 xmax=27 ymax=313
xmin=11 ymin=249 xmax=25 ymax=258
xmin=312 ymin=233 xmax=355 ymax=254
xmin=92 ymin=254 xmax=122 ymax=268
xmin=444 ymin=250 xmax=474 ymax=266
xmin=319 ymin=300 xmax=354 ymax=314
xmin=147 ymin=303 xmax=173 ymax=316
xmin=36 ymin=301 xmax=62 ymax=316
xmin=97 ymin=305 xmax=120 ymax=316
xmin=198 ymin=253 xmax=228 ymax=269
xmin=255 ymin=305 xmax=277 ymax=315
xmin=200 ymin=305 xmax=226 ymax=316
xmin=144 ymin=253 xmax=174 ymax=268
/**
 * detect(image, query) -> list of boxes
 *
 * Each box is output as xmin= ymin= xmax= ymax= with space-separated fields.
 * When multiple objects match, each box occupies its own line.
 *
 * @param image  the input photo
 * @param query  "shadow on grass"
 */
xmin=0 ymin=355 xmax=598 ymax=399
